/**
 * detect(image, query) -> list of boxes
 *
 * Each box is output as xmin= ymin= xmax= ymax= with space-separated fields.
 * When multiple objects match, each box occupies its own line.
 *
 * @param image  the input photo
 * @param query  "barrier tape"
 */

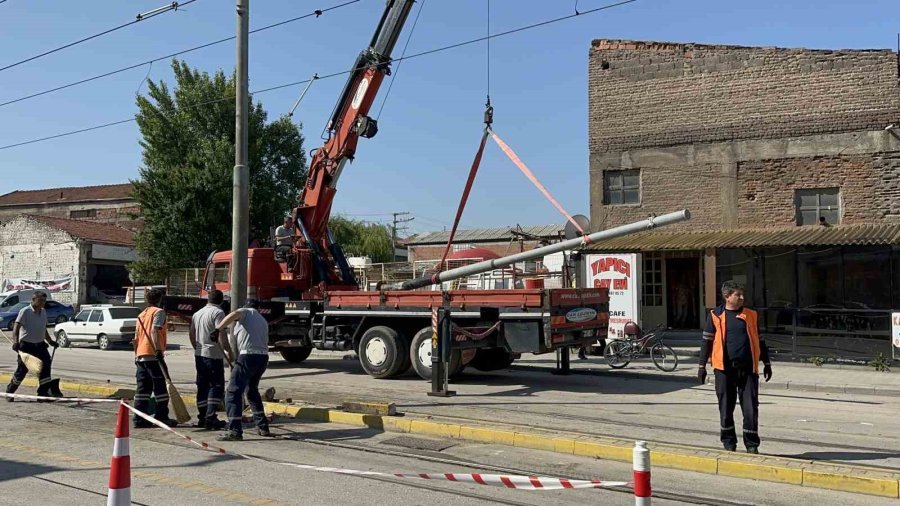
xmin=123 ymin=402 xmax=630 ymax=491
xmin=1 ymin=391 xmax=122 ymax=403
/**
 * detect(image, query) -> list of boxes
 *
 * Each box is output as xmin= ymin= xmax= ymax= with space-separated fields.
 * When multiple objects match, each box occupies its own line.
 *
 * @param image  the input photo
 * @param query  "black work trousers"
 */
xmin=714 ymin=367 xmax=760 ymax=449
xmin=134 ymin=360 xmax=170 ymax=423
xmin=195 ymin=355 xmax=225 ymax=423
xmin=225 ymin=354 xmax=269 ymax=436
xmin=7 ymin=341 xmax=52 ymax=395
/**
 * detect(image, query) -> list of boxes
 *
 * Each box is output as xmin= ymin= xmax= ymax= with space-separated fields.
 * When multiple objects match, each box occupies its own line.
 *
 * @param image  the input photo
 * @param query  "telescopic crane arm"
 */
xmin=288 ymin=0 xmax=416 ymax=293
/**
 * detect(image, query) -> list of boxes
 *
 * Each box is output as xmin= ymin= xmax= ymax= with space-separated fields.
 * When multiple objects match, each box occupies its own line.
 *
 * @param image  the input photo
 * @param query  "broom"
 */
xmin=141 ymin=319 xmax=191 ymax=424
xmin=1 ymin=329 xmax=44 ymax=376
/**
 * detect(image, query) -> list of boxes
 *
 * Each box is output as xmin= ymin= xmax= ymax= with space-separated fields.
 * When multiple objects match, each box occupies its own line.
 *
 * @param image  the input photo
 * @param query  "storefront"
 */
xmin=585 ymin=223 xmax=900 ymax=361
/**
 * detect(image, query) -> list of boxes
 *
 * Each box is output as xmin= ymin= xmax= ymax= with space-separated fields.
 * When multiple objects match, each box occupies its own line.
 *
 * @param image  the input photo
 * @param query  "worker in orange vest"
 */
xmin=698 ymin=281 xmax=772 ymax=454
xmin=133 ymin=287 xmax=178 ymax=428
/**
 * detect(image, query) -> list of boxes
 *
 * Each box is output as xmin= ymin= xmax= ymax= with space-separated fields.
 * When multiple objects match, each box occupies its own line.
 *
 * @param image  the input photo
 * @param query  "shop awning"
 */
xmin=583 ymin=223 xmax=900 ymax=252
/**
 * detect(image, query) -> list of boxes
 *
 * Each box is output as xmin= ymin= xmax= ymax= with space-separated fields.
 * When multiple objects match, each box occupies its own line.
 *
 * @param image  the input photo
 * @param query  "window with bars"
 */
xmin=70 ymin=209 xmax=97 ymax=219
xmin=603 ymin=169 xmax=640 ymax=205
xmin=795 ymin=188 xmax=840 ymax=226
xmin=643 ymin=253 xmax=663 ymax=306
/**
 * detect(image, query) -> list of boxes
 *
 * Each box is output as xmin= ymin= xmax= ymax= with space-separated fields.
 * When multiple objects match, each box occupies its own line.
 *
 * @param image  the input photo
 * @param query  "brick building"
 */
xmin=0 ymin=183 xmax=140 ymax=230
xmin=0 ymin=215 xmax=135 ymax=306
xmin=586 ymin=39 xmax=900 ymax=359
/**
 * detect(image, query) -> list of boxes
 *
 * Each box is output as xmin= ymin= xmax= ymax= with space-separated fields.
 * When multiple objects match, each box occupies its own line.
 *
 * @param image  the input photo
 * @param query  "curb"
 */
xmin=517 ymin=366 xmax=900 ymax=397
xmin=6 ymin=373 xmax=900 ymax=498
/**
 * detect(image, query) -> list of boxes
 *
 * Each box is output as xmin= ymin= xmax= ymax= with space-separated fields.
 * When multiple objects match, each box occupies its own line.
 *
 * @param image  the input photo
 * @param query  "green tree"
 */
xmin=131 ymin=59 xmax=307 ymax=281
xmin=329 ymin=216 xmax=394 ymax=263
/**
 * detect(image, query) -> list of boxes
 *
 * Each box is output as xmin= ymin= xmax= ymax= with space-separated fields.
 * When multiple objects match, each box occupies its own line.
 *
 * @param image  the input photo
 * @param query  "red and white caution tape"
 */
xmin=123 ymin=402 xmax=630 ymax=490
xmin=0 ymin=392 xmax=122 ymax=403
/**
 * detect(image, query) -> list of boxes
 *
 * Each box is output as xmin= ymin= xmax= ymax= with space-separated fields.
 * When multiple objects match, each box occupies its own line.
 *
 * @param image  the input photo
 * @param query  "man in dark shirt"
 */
xmin=698 ymin=281 xmax=773 ymax=453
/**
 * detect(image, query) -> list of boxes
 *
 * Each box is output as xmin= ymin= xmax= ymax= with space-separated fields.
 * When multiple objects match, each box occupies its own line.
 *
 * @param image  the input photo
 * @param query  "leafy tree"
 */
xmin=130 ymin=59 xmax=306 ymax=281
xmin=329 ymin=216 xmax=394 ymax=263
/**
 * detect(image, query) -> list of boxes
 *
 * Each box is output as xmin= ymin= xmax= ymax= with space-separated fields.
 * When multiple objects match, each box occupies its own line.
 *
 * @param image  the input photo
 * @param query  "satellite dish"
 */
xmin=564 ymin=214 xmax=591 ymax=240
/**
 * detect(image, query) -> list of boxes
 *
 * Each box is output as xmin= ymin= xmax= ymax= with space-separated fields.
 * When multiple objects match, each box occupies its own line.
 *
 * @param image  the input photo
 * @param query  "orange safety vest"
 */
xmin=709 ymin=307 xmax=761 ymax=374
xmin=135 ymin=306 xmax=167 ymax=357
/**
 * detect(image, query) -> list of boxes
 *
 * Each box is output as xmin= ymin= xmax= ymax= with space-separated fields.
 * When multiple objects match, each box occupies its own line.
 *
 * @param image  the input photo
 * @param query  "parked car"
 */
xmin=0 ymin=300 xmax=75 ymax=330
xmin=54 ymin=305 xmax=140 ymax=350
xmin=0 ymin=288 xmax=52 ymax=311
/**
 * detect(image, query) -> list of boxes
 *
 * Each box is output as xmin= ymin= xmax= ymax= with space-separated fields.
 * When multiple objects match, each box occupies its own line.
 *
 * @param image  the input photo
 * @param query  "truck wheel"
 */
xmin=358 ymin=326 xmax=404 ymax=379
xmin=279 ymin=346 xmax=313 ymax=364
xmin=469 ymin=348 xmax=516 ymax=372
xmin=395 ymin=333 xmax=412 ymax=376
xmin=409 ymin=327 xmax=462 ymax=380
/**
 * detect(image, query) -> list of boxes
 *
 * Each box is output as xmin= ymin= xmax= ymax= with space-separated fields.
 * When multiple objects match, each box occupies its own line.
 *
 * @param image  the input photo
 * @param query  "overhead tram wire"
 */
xmin=0 ymin=0 xmax=201 ymax=73
xmin=0 ymin=0 xmax=362 ymax=109
xmin=0 ymin=0 xmax=638 ymax=151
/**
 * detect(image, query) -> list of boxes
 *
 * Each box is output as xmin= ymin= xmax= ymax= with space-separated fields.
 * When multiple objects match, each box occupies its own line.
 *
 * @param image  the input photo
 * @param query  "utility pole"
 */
xmin=230 ymin=0 xmax=250 ymax=310
xmin=391 ymin=212 xmax=414 ymax=261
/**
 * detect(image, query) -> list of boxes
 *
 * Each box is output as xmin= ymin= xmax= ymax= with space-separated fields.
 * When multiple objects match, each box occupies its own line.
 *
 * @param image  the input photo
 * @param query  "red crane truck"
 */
xmin=166 ymin=0 xmax=690 ymax=379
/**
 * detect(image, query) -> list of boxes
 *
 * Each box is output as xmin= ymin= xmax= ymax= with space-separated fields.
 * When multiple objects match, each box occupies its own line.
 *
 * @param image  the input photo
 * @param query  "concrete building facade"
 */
xmin=0 ymin=184 xmax=140 ymax=230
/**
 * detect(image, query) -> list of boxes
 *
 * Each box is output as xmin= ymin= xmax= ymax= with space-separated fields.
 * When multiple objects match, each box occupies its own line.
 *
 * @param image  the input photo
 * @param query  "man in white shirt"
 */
xmin=189 ymin=289 xmax=227 ymax=430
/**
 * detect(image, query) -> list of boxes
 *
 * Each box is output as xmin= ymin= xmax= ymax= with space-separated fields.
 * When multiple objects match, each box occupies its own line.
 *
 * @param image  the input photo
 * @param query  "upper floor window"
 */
xmin=70 ymin=209 xmax=97 ymax=219
xmin=603 ymin=169 xmax=640 ymax=205
xmin=795 ymin=188 xmax=840 ymax=226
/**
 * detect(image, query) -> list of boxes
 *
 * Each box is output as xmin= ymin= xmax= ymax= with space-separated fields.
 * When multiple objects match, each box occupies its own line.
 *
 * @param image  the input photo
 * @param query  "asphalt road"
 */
xmin=3 ymin=332 xmax=900 ymax=472
xmin=0 ymin=398 xmax=890 ymax=505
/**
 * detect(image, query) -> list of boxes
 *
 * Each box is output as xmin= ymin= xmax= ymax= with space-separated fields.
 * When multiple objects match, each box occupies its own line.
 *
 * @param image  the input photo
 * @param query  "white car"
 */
xmin=54 ymin=305 xmax=140 ymax=350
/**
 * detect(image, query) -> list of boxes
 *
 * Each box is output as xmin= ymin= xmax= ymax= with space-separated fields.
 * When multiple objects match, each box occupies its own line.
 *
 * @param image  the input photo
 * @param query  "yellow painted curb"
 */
xmin=342 ymin=400 xmax=396 ymax=416
xmin=573 ymin=440 xmax=632 ymax=462
xmin=718 ymin=459 xmax=801 ymax=484
xmin=653 ymin=451 xmax=719 ymax=475
xmin=409 ymin=419 xmax=461 ymax=439
xmin=803 ymin=470 xmax=900 ymax=498
xmin=458 ymin=426 xmax=516 ymax=446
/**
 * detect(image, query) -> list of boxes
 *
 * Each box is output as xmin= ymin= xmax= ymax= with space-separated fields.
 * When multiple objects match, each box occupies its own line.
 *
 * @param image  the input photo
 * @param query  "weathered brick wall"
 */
xmin=875 ymin=153 xmax=900 ymax=219
xmin=738 ymin=156 xmax=881 ymax=226
xmin=0 ymin=217 xmax=82 ymax=305
xmin=592 ymin=163 xmax=723 ymax=231
xmin=589 ymin=40 xmax=900 ymax=153
xmin=0 ymin=201 xmax=140 ymax=228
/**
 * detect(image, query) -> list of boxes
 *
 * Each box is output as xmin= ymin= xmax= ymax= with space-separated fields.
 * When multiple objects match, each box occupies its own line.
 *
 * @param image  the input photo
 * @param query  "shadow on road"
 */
xmin=775 ymin=451 xmax=900 ymax=463
xmin=0 ymin=457 xmax=65 ymax=483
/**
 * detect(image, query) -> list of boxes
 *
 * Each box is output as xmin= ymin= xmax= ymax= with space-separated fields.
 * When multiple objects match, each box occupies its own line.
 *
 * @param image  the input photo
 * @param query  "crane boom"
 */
xmin=288 ymin=0 xmax=416 ymax=296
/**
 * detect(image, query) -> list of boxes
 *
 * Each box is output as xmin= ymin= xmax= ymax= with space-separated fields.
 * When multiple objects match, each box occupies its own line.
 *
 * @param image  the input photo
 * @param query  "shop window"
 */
xmin=843 ymin=247 xmax=891 ymax=309
xmin=795 ymin=188 xmax=840 ymax=226
xmin=797 ymin=247 xmax=842 ymax=307
xmin=642 ymin=253 xmax=663 ymax=306
xmin=603 ymin=169 xmax=640 ymax=205
xmin=70 ymin=209 xmax=97 ymax=219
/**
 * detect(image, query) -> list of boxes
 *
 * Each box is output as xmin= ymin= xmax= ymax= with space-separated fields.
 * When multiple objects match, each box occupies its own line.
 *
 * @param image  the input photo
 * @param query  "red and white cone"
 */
xmin=633 ymin=440 xmax=651 ymax=505
xmin=107 ymin=402 xmax=131 ymax=506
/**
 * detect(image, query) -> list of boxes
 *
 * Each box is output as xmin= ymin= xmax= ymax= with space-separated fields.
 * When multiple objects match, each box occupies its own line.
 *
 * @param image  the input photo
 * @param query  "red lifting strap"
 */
xmin=434 ymin=129 xmax=490 ymax=281
xmin=490 ymin=130 xmax=589 ymax=242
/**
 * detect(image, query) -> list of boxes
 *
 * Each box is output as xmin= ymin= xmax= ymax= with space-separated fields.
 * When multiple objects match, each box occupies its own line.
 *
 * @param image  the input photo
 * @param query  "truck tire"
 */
xmin=279 ymin=346 xmax=313 ymax=364
xmin=358 ymin=326 xmax=405 ymax=379
xmin=395 ymin=333 xmax=413 ymax=376
xmin=409 ymin=327 xmax=462 ymax=380
xmin=469 ymin=348 xmax=516 ymax=372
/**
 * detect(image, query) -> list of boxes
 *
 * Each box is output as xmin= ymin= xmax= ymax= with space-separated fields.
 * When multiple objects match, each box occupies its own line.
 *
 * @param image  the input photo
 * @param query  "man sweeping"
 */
xmin=133 ymin=288 xmax=179 ymax=428
xmin=5 ymin=292 xmax=59 ymax=401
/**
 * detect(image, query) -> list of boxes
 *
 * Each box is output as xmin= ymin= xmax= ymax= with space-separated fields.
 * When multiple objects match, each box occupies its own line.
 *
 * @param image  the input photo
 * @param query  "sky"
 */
xmin=0 ymin=0 xmax=897 ymax=236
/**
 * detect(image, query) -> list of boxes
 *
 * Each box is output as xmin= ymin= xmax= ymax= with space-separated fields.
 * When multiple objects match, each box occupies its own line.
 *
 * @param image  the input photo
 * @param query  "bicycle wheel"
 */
xmin=605 ymin=340 xmax=631 ymax=369
xmin=650 ymin=342 xmax=679 ymax=372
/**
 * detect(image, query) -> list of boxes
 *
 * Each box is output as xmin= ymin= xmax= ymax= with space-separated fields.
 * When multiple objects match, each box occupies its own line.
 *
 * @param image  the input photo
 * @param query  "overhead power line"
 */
xmin=0 ymin=0 xmax=201 ymax=73
xmin=0 ymin=0 xmax=637 ymax=151
xmin=0 ymin=0 xmax=361 ymax=109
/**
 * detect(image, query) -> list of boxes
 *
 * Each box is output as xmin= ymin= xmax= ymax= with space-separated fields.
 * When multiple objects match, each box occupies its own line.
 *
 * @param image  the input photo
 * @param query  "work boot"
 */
xmin=217 ymin=432 xmax=243 ymax=441
xmin=724 ymin=445 xmax=737 ymax=452
xmin=157 ymin=418 xmax=179 ymax=428
xmin=257 ymin=427 xmax=274 ymax=437
xmin=746 ymin=446 xmax=759 ymax=454
xmin=205 ymin=419 xmax=227 ymax=431
xmin=577 ymin=348 xmax=587 ymax=360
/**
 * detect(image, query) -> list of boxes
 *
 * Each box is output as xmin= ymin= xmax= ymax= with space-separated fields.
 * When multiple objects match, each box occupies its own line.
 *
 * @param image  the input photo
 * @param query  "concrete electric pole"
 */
xmin=391 ymin=212 xmax=414 ymax=261
xmin=230 ymin=0 xmax=250 ymax=309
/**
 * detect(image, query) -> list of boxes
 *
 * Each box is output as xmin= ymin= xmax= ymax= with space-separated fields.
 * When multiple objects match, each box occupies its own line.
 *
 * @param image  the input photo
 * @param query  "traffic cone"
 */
xmin=107 ymin=402 xmax=131 ymax=506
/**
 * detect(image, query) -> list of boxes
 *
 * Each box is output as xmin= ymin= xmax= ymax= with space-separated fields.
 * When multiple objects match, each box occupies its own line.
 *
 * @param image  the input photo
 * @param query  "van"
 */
xmin=0 ymin=288 xmax=52 ymax=311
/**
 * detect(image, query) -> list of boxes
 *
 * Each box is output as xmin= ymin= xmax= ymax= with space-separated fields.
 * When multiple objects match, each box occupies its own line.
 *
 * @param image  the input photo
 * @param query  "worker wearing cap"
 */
xmin=5 ymin=292 xmax=59 ymax=400
xmin=698 ymin=280 xmax=773 ymax=454
xmin=189 ymin=289 xmax=227 ymax=430
xmin=133 ymin=288 xmax=178 ymax=428
xmin=215 ymin=300 xmax=273 ymax=441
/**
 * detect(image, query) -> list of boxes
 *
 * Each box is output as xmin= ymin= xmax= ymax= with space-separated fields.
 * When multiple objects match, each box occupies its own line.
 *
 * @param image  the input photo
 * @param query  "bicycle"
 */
xmin=604 ymin=324 xmax=679 ymax=372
